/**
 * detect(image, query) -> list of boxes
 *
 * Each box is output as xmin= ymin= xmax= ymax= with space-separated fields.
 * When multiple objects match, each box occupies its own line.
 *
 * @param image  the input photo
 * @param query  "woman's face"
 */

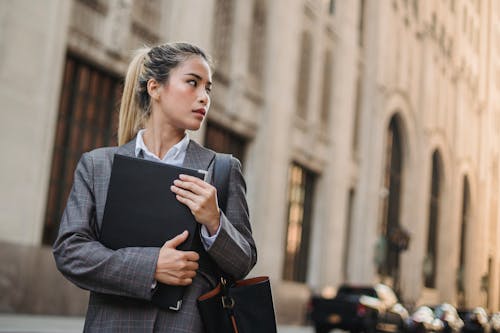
xmin=153 ymin=55 xmax=212 ymax=131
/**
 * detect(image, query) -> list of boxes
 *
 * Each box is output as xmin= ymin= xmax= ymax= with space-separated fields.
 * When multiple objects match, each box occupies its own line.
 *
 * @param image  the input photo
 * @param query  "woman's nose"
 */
xmin=198 ymin=89 xmax=209 ymax=105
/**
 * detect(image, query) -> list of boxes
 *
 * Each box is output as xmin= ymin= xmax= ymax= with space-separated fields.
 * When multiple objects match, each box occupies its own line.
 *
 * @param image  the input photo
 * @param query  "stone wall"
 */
xmin=0 ymin=240 xmax=313 ymax=324
xmin=0 ymin=241 xmax=87 ymax=315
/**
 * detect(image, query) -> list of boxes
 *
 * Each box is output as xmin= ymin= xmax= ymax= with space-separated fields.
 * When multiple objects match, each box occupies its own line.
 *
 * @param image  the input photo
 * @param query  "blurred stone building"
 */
xmin=0 ymin=0 xmax=499 ymax=323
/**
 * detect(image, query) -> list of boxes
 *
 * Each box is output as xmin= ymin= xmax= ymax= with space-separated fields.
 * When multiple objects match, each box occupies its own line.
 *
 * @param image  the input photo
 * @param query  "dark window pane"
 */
xmin=352 ymin=76 xmax=362 ymax=153
xmin=296 ymin=31 xmax=313 ymax=119
xmin=424 ymin=151 xmax=442 ymax=288
xmin=342 ymin=188 xmax=355 ymax=280
xmin=378 ymin=116 xmax=404 ymax=291
xmin=320 ymin=50 xmax=333 ymax=128
xmin=204 ymin=121 xmax=247 ymax=165
xmin=359 ymin=0 xmax=365 ymax=47
xmin=283 ymin=163 xmax=316 ymax=282
xmin=42 ymin=54 xmax=121 ymax=245
xmin=457 ymin=176 xmax=470 ymax=307
xmin=329 ymin=0 xmax=335 ymax=15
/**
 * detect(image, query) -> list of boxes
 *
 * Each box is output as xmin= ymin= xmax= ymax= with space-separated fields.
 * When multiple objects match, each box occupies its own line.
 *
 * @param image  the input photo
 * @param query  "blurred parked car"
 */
xmin=308 ymin=283 xmax=409 ymax=333
xmin=490 ymin=313 xmax=500 ymax=333
xmin=459 ymin=307 xmax=490 ymax=333
xmin=406 ymin=306 xmax=444 ymax=333
xmin=433 ymin=303 xmax=464 ymax=333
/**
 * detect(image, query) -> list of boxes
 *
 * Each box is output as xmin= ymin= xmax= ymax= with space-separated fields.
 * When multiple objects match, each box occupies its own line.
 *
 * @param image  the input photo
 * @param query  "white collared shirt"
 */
xmin=135 ymin=129 xmax=190 ymax=166
xmin=134 ymin=129 xmax=220 ymax=248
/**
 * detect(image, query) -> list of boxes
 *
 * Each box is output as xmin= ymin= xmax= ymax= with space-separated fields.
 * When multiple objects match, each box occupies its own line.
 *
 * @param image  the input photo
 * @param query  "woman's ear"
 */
xmin=147 ymin=79 xmax=161 ymax=100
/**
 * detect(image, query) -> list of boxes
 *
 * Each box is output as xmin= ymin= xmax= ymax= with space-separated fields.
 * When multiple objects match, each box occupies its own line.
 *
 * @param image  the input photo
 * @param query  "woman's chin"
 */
xmin=186 ymin=120 xmax=204 ymax=131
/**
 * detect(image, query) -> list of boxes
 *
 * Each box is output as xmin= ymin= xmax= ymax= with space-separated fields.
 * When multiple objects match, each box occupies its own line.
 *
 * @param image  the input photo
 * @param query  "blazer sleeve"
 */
xmin=206 ymin=157 xmax=257 ymax=280
xmin=52 ymin=152 xmax=159 ymax=300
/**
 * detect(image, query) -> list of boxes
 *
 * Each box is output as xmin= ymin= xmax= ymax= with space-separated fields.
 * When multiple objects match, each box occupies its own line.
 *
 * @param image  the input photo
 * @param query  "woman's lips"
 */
xmin=193 ymin=108 xmax=206 ymax=117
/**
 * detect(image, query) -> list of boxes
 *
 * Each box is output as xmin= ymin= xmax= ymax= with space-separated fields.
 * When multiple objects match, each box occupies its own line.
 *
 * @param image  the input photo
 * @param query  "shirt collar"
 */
xmin=134 ymin=129 xmax=190 ymax=161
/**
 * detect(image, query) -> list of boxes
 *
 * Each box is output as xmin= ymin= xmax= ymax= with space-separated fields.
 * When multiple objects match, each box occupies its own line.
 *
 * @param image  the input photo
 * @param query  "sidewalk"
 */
xmin=0 ymin=314 xmax=314 ymax=333
xmin=0 ymin=315 xmax=83 ymax=333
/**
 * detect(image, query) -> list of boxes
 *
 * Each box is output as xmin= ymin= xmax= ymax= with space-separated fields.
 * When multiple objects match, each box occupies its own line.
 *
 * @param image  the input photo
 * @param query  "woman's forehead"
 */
xmin=174 ymin=56 xmax=212 ymax=79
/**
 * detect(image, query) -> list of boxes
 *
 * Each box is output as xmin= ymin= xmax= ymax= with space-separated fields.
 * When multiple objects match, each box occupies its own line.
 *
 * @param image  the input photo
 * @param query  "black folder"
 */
xmin=100 ymin=154 xmax=206 ymax=311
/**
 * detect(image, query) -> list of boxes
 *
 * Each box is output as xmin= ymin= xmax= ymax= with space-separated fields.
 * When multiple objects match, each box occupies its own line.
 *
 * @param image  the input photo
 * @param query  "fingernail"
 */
xmin=173 ymin=180 xmax=181 ymax=185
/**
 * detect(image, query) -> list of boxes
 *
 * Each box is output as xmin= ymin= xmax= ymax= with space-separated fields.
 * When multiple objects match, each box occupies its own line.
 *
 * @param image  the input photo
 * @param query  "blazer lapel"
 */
xmin=183 ymin=140 xmax=216 ymax=172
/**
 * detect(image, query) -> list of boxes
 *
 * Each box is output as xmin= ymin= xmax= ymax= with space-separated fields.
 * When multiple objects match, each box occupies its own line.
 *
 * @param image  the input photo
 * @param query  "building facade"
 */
xmin=0 ymin=0 xmax=499 ymax=321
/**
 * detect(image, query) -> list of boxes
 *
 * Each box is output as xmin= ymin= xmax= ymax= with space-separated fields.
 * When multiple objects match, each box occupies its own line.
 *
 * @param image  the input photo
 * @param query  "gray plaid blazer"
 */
xmin=53 ymin=138 xmax=257 ymax=332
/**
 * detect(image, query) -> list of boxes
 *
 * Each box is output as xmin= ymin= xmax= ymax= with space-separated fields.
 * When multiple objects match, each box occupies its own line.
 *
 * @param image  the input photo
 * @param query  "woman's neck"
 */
xmin=142 ymin=117 xmax=185 ymax=159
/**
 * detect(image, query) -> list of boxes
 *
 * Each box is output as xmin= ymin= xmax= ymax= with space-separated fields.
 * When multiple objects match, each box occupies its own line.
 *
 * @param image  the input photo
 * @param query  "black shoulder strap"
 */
xmin=213 ymin=153 xmax=232 ymax=213
xmin=213 ymin=153 xmax=235 ymax=282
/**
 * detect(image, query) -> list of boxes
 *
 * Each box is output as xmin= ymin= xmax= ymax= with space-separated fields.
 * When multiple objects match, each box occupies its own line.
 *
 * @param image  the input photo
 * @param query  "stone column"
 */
xmin=0 ymin=0 xmax=72 ymax=245
xmin=347 ymin=0 xmax=385 ymax=283
xmin=312 ymin=0 xmax=359 ymax=288
xmin=246 ymin=0 xmax=302 ymax=280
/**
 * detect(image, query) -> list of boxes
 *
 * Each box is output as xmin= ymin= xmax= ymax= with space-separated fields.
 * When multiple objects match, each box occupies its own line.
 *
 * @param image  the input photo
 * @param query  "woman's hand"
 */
xmin=154 ymin=231 xmax=200 ymax=286
xmin=171 ymin=174 xmax=221 ymax=235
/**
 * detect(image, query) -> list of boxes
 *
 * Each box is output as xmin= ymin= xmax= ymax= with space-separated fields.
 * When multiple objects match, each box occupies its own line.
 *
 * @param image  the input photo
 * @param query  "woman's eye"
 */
xmin=205 ymin=87 xmax=212 ymax=94
xmin=188 ymin=80 xmax=197 ymax=87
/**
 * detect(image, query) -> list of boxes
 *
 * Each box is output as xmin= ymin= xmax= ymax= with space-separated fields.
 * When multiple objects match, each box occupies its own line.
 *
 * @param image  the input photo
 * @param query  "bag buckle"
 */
xmin=222 ymin=296 xmax=235 ymax=309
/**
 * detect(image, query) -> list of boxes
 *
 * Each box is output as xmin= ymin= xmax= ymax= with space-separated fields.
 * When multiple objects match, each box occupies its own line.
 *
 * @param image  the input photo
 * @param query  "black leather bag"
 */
xmin=197 ymin=276 xmax=277 ymax=333
xmin=200 ymin=155 xmax=276 ymax=332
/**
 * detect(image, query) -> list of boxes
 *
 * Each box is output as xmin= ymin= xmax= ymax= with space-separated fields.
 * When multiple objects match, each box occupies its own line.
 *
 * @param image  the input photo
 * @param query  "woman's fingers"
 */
xmin=178 ymin=258 xmax=199 ymax=271
xmin=155 ymin=242 xmax=200 ymax=286
xmin=171 ymin=184 xmax=201 ymax=202
xmin=171 ymin=174 xmax=220 ymax=229
xmin=171 ymin=179 xmax=217 ymax=207
xmin=160 ymin=272 xmax=195 ymax=286
xmin=158 ymin=263 xmax=198 ymax=285
xmin=174 ymin=194 xmax=198 ymax=212
xmin=163 ymin=230 xmax=189 ymax=248
xmin=155 ymin=259 xmax=198 ymax=274
xmin=179 ymin=174 xmax=210 ymax=188
xmin=172 ymin=185 xmax=210 ymax=215
xmin=182 ymin=250 xmax=200 ymax=262
xmin=172 ymin=179 xmax=208 ymax=196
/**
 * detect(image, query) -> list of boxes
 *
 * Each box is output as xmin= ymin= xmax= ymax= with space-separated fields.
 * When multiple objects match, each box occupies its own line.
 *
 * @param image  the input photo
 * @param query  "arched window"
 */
xmin=378 ymin=116 xmax=404 ymax=290
xmin=248 ymin=0 xmax=266 ymax=86
xmin=295 ymin=31 xmax=313 ymax=119
xmin=213 ymin=0 xmax=234 ymax=76
xmin=457 ymin=175 xmax=470 ymax=307
xmin=424 ymin=150 xmax=443 ymax=288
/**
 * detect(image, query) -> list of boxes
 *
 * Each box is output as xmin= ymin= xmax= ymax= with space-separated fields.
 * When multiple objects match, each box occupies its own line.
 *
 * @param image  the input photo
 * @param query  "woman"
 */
xmin=53 ymin=42 xmax=257 ymax=332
